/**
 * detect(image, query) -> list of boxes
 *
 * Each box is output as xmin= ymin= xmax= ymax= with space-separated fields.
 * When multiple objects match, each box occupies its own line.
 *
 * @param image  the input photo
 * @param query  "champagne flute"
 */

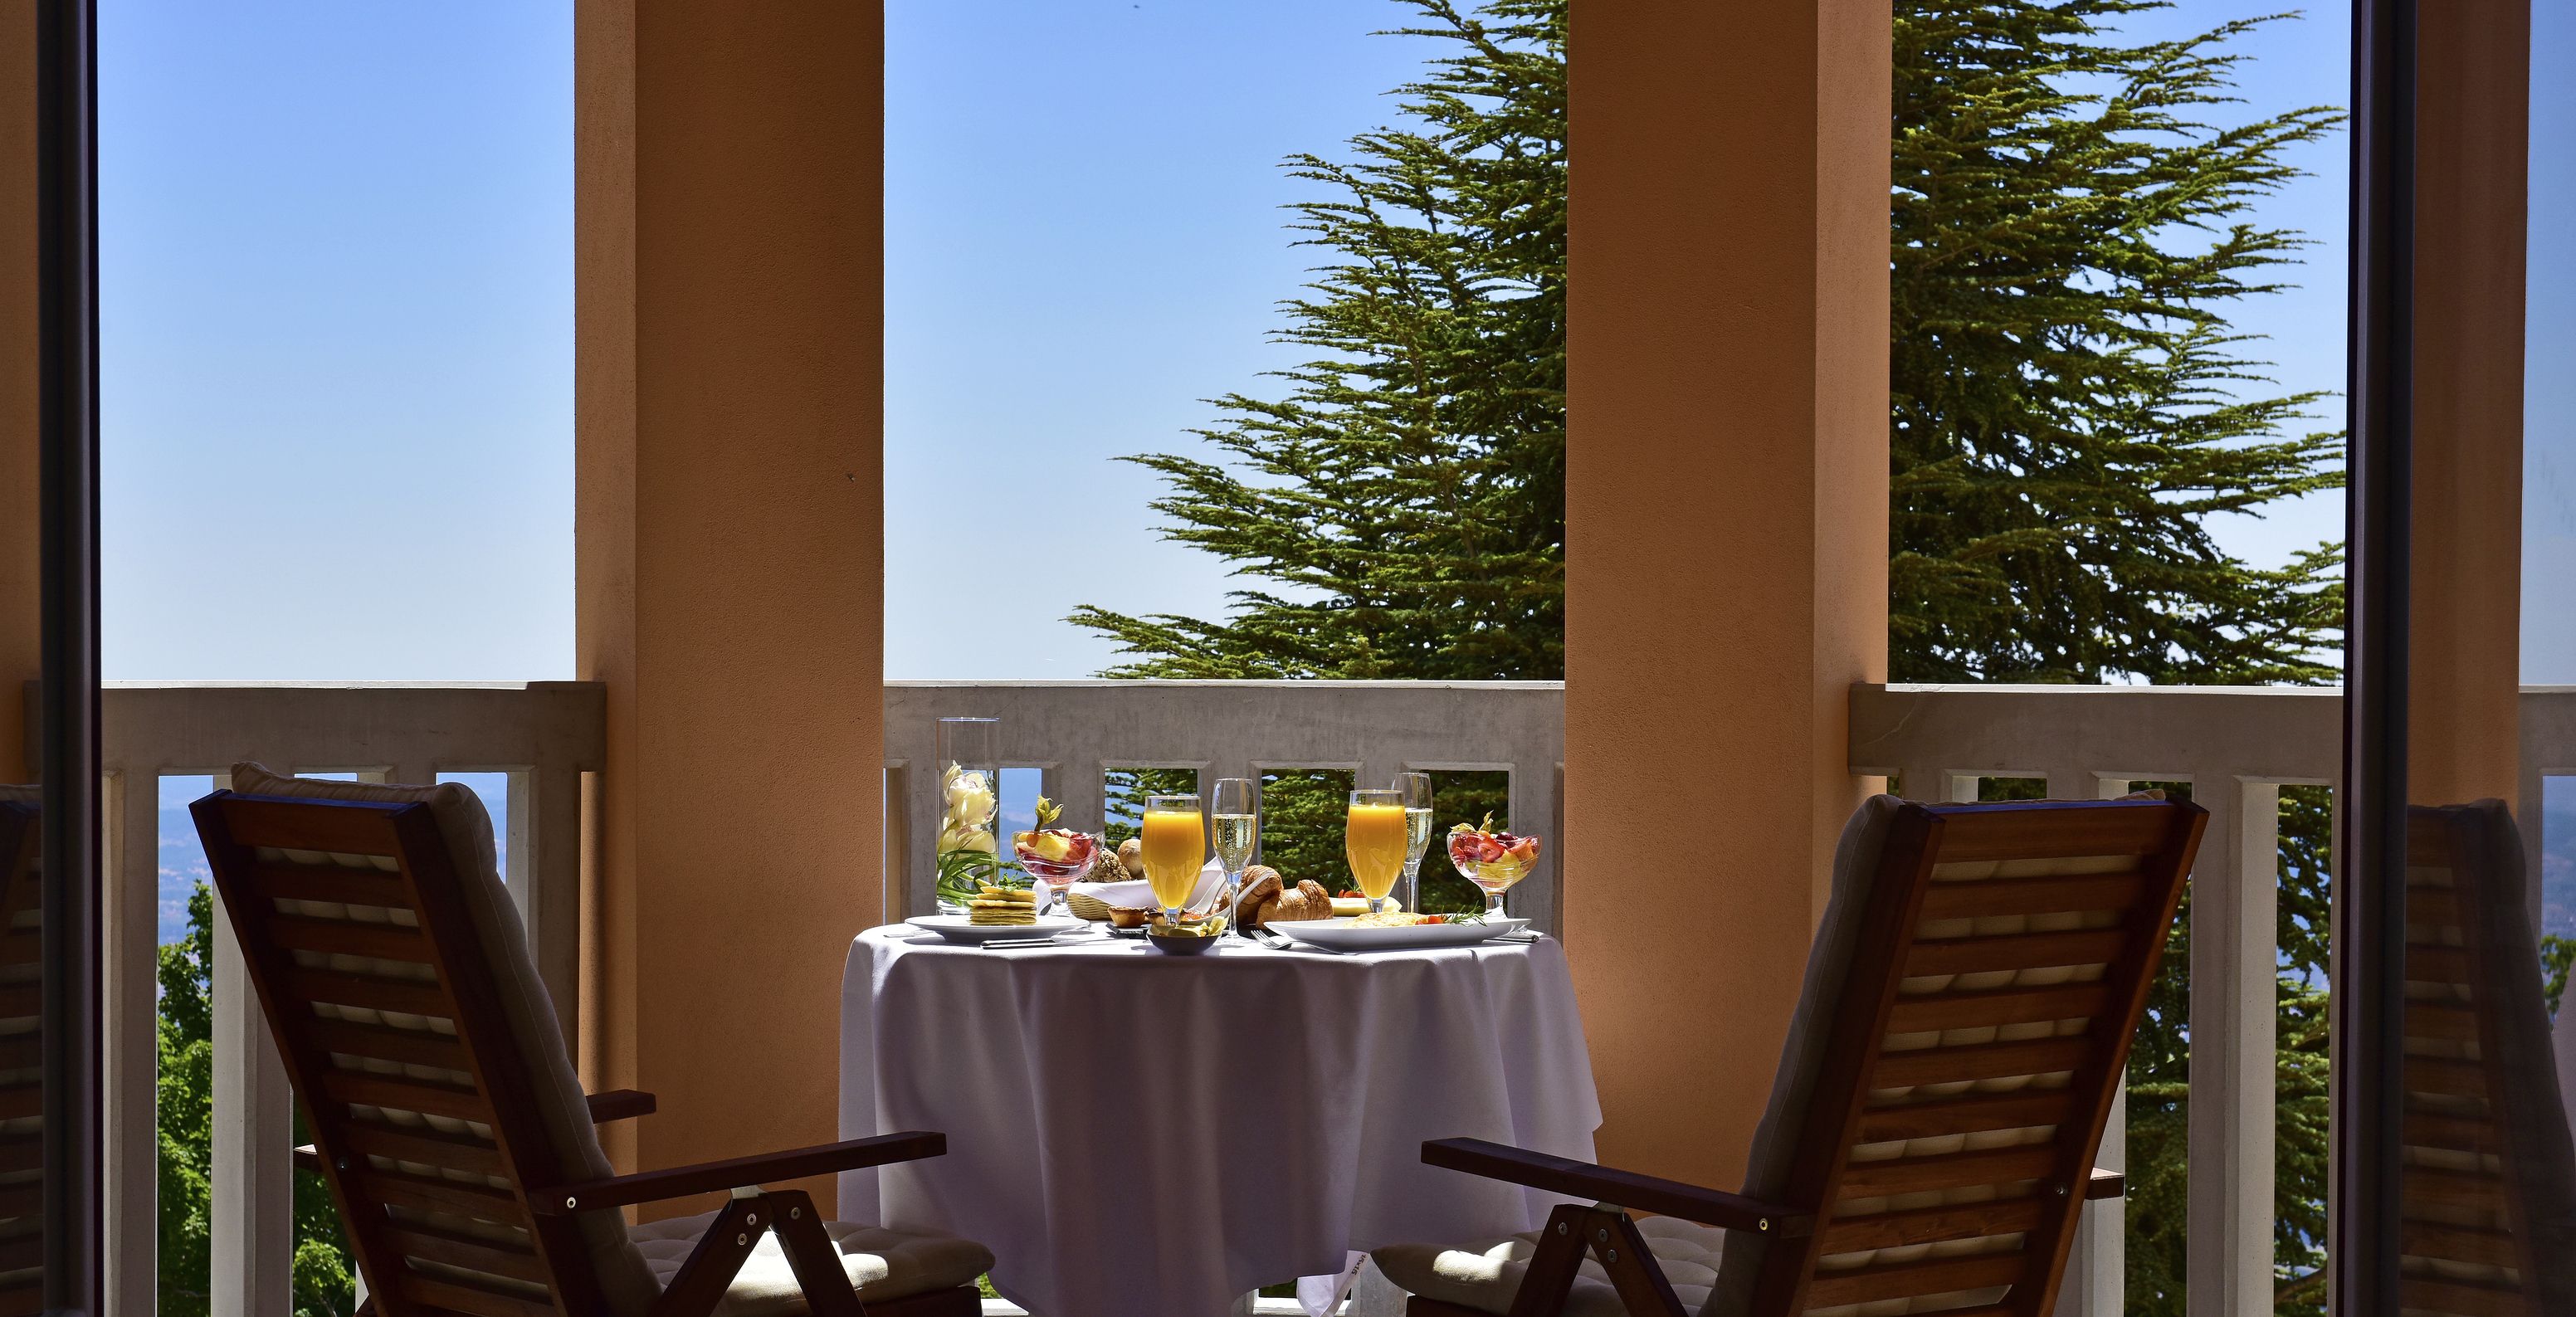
xmin=1345 ymin=789 xmax=1408 ymax=917
xmin=1393 ymin=771 xmax=1433 ymax=913
xmin=1139 ymin=794 xmax=1208 ymax=929
xmin=1212 ymin=778 xmax=1258 ymax=920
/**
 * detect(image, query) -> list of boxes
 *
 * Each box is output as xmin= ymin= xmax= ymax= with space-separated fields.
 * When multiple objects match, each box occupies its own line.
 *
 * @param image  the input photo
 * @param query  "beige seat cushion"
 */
xmin=1372 ymin=1217 xmax=1724 ymax=1317
xmin=630 ymin=1212 xmax=993 ymax=1316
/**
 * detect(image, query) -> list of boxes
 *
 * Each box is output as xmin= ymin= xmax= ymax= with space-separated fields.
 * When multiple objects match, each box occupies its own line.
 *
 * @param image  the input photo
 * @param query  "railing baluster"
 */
xmin=105 ymin=768 xmax=159 ymax=1315
xmin=209 ymin=876 xmax=295 ymax=1317
xmin=2181 ymin=779 xmax=2277 ymax=1317
xmin=528 ymin=763 xmax=583 ymax=1049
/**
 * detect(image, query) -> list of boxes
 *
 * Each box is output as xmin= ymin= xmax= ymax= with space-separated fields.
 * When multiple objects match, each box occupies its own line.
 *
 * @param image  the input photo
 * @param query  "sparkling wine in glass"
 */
xmin=1139 ymin=794 xmax=1207 ymax=929
xmin=1212 ymin=778 xmax=1258 ymax=908
xmin=1346 ymin=789 xmax=1408 ymax=916
xmin=1393 ymin=771 xmax=1433 ymax=913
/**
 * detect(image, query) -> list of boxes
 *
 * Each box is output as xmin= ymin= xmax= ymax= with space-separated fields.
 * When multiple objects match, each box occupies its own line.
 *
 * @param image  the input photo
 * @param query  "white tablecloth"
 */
xmin=838 ymin=925 xmax=1602 ymax=1317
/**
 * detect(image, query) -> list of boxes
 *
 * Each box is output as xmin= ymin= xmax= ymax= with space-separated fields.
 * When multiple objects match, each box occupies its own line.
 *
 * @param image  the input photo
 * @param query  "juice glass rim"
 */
xmin=1144 ymin=793 xmax=1201 ymax=814
xmin=1349 ymin=788 xmax=1401 ymax=807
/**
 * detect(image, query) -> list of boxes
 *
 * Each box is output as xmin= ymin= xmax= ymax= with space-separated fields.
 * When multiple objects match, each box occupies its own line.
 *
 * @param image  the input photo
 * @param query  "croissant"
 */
xmin=1266 ymin=880 xmax=1334 ymax=924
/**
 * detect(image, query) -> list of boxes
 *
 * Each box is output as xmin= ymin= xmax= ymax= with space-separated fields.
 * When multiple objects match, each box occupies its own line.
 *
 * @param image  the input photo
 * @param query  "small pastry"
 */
xmin=968 ymin=885 xmax=1039 ymax=925
xmin=1106 ymin=905 xmax=1156 ymax=929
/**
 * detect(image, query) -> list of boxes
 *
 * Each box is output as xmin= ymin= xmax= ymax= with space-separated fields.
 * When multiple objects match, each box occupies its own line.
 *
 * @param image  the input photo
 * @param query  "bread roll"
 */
xmin=1237 ymin=867 xmax=1283 ymax=926
xmin=1117 ymin=837 xmax=1144 ymax=880
xmin=1092 ymin=849 xmax=1129 ymax=883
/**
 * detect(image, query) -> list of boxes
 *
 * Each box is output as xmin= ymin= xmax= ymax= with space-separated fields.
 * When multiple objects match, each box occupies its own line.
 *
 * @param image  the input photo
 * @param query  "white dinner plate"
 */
xmin=905 ymin=915 xmax=1086 ymax=945
xmin=1267 ymin=916 xmax=1528 ymax=953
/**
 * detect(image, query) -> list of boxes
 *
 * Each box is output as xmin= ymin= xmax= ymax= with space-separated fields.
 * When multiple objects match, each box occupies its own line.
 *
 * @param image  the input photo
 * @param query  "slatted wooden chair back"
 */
xmin=2395 ymin=799 xmax=2576 ymax=1316
xmin=1708 ymin=796 xmax=2203 ymax=1317
xmin=0 ymin=788 xmax=40 ymax=1317
xmin=194 ymin=787 xmax=661 ymax=1317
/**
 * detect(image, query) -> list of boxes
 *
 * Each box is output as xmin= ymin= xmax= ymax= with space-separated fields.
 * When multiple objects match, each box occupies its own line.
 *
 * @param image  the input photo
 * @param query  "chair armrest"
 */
xmin=1422 ymin=1138 xmax=1812 ymax=1237
xmin=2088 ymin=1168 xmax=2124 ymax=1200
xmin=527 ymin=1130 xmax=946 ymax=1215
xmin=586 ymin=1089 xmax=656 ymax=1123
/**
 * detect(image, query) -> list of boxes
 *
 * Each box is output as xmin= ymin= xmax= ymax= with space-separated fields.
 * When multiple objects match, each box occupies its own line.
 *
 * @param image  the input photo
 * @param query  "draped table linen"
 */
xmin=838 ymin=925 xmax=1601 ymax=1317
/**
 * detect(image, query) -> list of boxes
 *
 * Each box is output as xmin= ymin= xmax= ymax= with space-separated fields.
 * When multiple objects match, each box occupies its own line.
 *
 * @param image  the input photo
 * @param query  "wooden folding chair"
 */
xmin=193 ymin=763 xmax=990 ymax=1317
xmin=2395 ymin=799 xmax=2576 ymax=1316
xmin=0 ymin=788 xmax=38 ymax=1317
xmin=1373 ymin=793 xmax=2204 ymax=1317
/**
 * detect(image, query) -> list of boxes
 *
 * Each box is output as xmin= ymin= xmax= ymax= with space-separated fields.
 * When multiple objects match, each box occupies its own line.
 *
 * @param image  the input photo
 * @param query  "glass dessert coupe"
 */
xmin=1011 ymin=829 xmax=1100 ymax=919
xmin=1447 ymin=819 xmax=1542 ymax=919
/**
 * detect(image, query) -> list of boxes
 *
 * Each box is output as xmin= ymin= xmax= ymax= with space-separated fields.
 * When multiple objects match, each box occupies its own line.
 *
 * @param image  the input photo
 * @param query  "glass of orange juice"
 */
xmin=1139 ymin=794 xmax=1208 ymax=928
xmin=1345 ymin=789 xmax=1409 ymax=916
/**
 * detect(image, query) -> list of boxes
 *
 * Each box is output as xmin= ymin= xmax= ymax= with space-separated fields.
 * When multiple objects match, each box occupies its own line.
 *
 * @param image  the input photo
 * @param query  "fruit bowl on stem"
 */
xmin=1447 ymin=816 xmax=1542 ymax=920
xmin=1012 ymin=798 xmax=1100 ymax=919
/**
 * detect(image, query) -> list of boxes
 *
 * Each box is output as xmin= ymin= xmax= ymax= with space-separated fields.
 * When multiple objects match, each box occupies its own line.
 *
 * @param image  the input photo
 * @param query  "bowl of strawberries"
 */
xmin=1447 ymin=814 xmax=1542 ymax=919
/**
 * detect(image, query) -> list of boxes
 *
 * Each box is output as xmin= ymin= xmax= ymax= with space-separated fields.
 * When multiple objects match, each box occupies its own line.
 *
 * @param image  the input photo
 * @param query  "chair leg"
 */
xmin=767 ymin=1189 xmax=863 ymax=1317
xmin=648 ymin=1196 xmax=771 ymax=1317
xmin=1497 ymin=1203 xmax=1686 ymax=1317
xmin=1587 ymin=1212 xmax=1687 ymax=1317
xmin=1505 ymin=1204 xmax=1595 ymax=1317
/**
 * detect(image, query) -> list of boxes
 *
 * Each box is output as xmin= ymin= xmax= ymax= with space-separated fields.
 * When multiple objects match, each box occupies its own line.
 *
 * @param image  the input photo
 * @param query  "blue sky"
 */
xmin=92 ymin=0 xmax=2570 ymax=683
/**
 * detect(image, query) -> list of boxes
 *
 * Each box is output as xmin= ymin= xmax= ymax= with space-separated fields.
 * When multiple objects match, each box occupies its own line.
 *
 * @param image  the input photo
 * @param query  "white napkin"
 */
xmin=1070 ymin=857 xmax=1224 ymax=912
xmin=1299 ymin=1251 xmax=1368 ymax=1317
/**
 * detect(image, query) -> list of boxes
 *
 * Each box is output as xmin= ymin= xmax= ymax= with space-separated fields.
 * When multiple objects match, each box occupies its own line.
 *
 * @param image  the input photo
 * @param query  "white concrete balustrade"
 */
xmin=56 ymin=679 xmax=2576 ymax=1315
xmin=46 ymin=680 xmax=606 ymax=1317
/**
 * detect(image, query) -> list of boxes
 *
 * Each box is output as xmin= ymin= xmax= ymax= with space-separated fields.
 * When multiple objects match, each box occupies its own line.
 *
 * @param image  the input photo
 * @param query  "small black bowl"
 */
xmin=1147 ymin=927 xmax=1221 ymax=955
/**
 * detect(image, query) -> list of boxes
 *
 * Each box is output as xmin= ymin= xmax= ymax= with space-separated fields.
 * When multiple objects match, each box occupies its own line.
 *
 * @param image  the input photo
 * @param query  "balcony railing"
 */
xmin=60 ymin=680 xmax=604 ymax=1316
xmin=69 ymin=679 xmax=2576 ymax=1314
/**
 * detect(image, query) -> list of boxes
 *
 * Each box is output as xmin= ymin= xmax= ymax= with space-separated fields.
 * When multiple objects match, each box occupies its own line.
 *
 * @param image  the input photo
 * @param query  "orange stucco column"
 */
xmin=0 ymin=1 xmax=33 ymax=786
xmin=2408 ymin=0 xmax=2526 ymax=808
xmin=1564 ymin=0 xmax=1891 ymax=1188
xmin=576 ymin=0 xmax=883 ymax=1217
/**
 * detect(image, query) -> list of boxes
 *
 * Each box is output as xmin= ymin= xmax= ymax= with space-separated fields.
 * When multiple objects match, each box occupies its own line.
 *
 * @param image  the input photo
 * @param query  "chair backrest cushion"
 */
xmin=1703 ymin=794 xmax=1904 ymax=1316
xmin=223 ymin=763 xmax=662 ymax=1316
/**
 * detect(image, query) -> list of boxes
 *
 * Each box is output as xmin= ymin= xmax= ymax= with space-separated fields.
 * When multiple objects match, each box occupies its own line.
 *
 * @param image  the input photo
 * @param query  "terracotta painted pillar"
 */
xmin=576 ymin=0 xmax=884 ymax=1218
xmin=2410 ymin=0 xmax=2527 ymax=808
xmin=0 ymin=0 xmax=32 ymax=787
xmin=1564 ymin=0 xmax=1891 ymax=1187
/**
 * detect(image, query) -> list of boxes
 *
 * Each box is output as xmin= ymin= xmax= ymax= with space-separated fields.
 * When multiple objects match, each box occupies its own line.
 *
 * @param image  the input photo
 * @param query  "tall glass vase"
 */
xmin=933 ymin=717 xmax=1001 ymax=911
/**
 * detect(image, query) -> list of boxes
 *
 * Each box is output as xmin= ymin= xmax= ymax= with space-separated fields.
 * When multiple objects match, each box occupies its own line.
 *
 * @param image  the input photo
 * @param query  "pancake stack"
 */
xmin=968 ymin=885 xmax=1038 ymax=926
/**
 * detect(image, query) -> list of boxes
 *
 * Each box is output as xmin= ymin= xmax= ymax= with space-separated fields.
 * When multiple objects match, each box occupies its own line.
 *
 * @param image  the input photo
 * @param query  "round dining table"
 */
xmin=837 ymin=923 xmax=1602 ymax=1317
